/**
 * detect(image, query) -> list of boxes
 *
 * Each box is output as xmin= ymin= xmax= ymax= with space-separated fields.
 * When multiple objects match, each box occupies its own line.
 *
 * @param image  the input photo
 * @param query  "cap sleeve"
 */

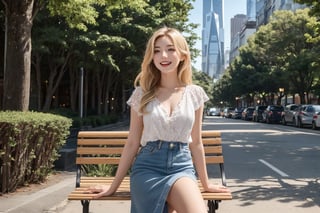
xmin=189 ymin=85 xmax=209 ymax=110
xmin=127 ymin=87 xmax=143 ymax=115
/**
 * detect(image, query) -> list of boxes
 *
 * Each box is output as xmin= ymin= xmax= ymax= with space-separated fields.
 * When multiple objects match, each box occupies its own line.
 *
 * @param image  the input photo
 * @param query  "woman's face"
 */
xmin=152 ymin=36 xmax=183 ymax=74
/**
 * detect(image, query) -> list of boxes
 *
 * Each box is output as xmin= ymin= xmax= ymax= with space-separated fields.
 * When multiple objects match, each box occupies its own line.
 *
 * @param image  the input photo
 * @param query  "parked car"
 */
xmin=252 ymin=105 xmax=267 ymax=122
xmin=223 ymin=107 xmax=235 ymax=118
xmin=312 ymin=112 xmax=320 ymax=130
xmin=262 ymin=105 xmax=284 ymax=124
xmin=241 ymin=107 xmax=255 ymax=121
xmin=231 ymin=107 xmax=244 ymax=119
xmin=281 ymin=104 xmax=299 ymax=125
xmin=207 ymin=107 xmax=220 ymax=116
xmin=294 ymin=104 xmax=320 ymax=128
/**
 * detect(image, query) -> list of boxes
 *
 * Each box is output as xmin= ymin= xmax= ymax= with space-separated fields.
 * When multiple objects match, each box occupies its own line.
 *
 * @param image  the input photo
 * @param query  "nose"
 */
xmin=161 ymin=50 xmax=168 ymax=58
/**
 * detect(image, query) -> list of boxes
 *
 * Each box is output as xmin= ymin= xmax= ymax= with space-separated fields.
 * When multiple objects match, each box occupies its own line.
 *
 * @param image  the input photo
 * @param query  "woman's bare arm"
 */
xmin=88 ymin=107 xmax=143 ymax=198
xmin=189 ymin=105 xmax=230 ymax=193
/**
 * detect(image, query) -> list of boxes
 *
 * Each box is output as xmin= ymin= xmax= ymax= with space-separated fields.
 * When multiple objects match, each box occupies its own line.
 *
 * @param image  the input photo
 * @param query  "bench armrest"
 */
xmin=219 ymin=163 xmax=227 ymax=186
xmin=76 ymin=164 xmax=81 ymax=188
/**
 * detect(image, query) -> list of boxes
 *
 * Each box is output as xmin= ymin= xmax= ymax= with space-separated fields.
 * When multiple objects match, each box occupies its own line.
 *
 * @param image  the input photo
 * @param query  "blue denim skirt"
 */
xmin=130 ymin=140 xmax=196 ymax=213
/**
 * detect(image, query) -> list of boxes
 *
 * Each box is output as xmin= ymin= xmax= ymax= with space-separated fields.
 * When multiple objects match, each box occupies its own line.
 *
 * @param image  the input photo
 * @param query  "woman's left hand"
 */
xmin=205 ymin=183 xmax=230 ymax=193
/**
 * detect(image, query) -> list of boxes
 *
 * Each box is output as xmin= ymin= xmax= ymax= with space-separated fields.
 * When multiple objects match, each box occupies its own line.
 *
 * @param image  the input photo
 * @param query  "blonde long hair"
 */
xmin=134 ymin=27 xmax=193 ymax=113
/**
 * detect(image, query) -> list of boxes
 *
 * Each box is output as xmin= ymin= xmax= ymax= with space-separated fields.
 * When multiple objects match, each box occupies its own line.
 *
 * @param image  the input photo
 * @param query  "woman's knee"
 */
xmin=167 ymin=177 xmax=206 ymax=213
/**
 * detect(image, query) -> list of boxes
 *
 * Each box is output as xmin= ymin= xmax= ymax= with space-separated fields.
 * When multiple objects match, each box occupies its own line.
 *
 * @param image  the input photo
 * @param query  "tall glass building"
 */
xmin=202 ymin=0 xmax=224 ymax=79
xmin=247 ymin=0 xmax=256 ymax=21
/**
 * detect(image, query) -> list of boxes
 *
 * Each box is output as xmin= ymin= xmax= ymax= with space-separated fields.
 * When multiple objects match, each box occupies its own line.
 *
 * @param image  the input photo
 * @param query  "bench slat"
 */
xmin=78 ymin=131 xmax=129 ymax=138
xmin=78 ymin=138 xmax=127 ymax=145
xmin=76 ymin=157 xmax=120 ymax=165
xmin=202 ymin=137 xmax=221 ymax=145
xmin=77 ymin=147 xmax=124 ymax=155
xmin=204 ymin=146 xmax=222 ymax=154
xmin=205 ymin=156 xmax=224 ymax=164
xmin=201 ymin=131 xmax=221 ymax=137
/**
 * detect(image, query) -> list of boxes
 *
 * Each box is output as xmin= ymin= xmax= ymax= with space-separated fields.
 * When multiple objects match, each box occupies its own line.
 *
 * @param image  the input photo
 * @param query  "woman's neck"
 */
xmin=159 ymin=73 xmax=182 ymax=89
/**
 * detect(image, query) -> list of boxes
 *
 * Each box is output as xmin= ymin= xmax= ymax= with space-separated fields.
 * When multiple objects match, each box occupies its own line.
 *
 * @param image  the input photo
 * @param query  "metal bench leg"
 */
xmin=207 ymin=200 xmax=216 ymax=213
xmin=214 ymin=201 xmax=219 ymax=210
xmin=81 ymin=200 xmax=90 ymax=213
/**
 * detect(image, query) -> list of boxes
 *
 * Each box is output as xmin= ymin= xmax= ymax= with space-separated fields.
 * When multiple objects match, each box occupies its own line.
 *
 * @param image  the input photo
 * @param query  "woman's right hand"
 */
xmin=85 ymin=184 xmax=114 ymax=199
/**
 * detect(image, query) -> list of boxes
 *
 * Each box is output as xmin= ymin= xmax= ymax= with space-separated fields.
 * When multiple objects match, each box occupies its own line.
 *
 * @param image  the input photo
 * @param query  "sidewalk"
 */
xmin=0 ymin=171 xmax=131 ymax=213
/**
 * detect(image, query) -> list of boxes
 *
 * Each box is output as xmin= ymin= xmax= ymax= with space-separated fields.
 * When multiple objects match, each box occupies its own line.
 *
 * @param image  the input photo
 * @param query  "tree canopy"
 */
xmin=212 ymin=8 xmax=320 ymax=106
xmin=1 ymin=0 xmax=200 ymax=114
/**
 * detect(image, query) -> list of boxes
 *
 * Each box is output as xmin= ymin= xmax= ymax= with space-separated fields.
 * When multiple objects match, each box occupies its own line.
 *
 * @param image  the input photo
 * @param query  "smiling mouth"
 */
xmin=160 ymin=61 xmax=171 ymax=66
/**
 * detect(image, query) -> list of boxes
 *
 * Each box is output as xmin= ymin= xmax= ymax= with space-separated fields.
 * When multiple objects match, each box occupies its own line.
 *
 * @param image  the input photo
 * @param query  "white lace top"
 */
xmin=127 ymin=84 xmax=209 ymax=146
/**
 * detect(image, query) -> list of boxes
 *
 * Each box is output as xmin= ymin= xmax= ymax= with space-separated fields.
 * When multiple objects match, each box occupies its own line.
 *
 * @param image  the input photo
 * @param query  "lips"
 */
xmin=160 ymin=61 xmax=171 ymax=66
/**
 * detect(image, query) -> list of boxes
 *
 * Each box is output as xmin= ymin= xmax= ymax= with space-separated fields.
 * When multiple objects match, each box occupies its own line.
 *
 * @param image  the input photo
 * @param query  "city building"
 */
xmin=230 ymin=14 xmax=247 ymax=41
xmin=202 ymin=0 xmax=224 ymax=79
xmin=256 ymin=0 xmax=306 ymax=28
xmin=229 ymin=14 xmax=247 ymax=63
xmin=229 ymin=0 xmax=305 ymax=63
xmin=247 ymin=0 xmax=256 ymax=21
xmin=229 ymin=0 xmax=258 ymax=64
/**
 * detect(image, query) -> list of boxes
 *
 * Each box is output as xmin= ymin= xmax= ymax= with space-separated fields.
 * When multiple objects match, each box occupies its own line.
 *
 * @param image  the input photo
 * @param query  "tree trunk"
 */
xmin=68 ymin=61 xmax=78 ymax=112
xmin=2 ymin=1 xmax=34 ymax=111
xmin=299 ymin=92 xmax=306 ymax=104
xmin=32 ymin=53 xmax=42 ymax=111
xmin=104 ymin=69 xmax=112 ymax=115
xmin=42 ymin=52 xmax=71 ymax=111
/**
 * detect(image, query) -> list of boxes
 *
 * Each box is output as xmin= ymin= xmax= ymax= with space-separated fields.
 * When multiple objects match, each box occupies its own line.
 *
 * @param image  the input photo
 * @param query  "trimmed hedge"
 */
xmin=0 ymin=111 xmax=72 ymax=193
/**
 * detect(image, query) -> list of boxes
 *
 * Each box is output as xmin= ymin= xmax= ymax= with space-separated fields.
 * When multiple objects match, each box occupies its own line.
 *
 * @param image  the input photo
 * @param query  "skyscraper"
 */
xmin=202 ymin=0 xmax=224 ymax=79
xmin=230 ymin=14 xmax=247 ymax=41
xmin=247 ymin=0 xmax=256 ymax=21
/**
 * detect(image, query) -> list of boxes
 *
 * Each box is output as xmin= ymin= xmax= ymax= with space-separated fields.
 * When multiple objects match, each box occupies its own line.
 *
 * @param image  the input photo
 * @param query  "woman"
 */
xmin=88 ymin=27 xmax=230 ymax=213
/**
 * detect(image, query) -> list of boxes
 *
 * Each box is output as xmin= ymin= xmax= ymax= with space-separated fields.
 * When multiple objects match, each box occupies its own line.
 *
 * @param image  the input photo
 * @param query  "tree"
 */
xmin=1 ymin=0 xmax=198 ymax=112
xmin=1 ymin=0 xmax=107 ymax=111
xmin=216 ymin=9 xmax=320 ymax=106
xmin=192 ymin=68 xmax=213 ymax=107
xmin=2 ymin=1 xmax=35 ymax=111
xmin=212 ymin=73 xmax=234 ymax=107
xmin=295 ymin=0 xmax=320 ymax=17
xmin=262 ymin=9 xmax=320 ymax=103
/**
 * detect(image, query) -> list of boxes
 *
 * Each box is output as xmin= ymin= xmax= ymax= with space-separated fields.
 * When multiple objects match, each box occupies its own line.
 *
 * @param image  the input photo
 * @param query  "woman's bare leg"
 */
xmin=167 ymin=177 xmax=207 ymax=213
xmin=167 ymin=205 xmax=177 ymax=213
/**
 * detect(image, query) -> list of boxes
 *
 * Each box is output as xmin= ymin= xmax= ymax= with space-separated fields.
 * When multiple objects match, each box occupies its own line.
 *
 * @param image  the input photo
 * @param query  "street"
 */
xmin=203 ymin=116 xmax=320 ymax=212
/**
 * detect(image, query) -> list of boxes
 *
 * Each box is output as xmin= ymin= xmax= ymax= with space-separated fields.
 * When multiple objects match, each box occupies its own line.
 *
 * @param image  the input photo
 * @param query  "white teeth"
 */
xmin=160 ymin=62 xmax=171 ymax=65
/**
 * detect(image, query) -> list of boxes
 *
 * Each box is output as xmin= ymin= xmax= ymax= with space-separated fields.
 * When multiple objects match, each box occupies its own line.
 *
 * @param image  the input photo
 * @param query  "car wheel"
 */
xmin=312 ymin=122 xmax=318 ymax=130
xmin=282 ymin=117 xmax=286 ymax=125
xmin=266 ymin=117 xmax=271 ymax=124
xmin=293 ymin=118 xmax=297 ymax=127
xmin=297 ymin=119 xmax=303 ymax=128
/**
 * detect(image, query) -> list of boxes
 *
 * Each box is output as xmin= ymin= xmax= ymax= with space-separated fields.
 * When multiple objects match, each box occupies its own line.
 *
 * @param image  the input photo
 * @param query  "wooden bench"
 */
xmin=68 ymin=130 xmax=232 ymax=213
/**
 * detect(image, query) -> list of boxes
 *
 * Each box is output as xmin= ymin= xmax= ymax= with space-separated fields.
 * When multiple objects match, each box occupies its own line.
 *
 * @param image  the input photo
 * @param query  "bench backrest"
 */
xmin=76 ymin=130 xmax=224 ymax=165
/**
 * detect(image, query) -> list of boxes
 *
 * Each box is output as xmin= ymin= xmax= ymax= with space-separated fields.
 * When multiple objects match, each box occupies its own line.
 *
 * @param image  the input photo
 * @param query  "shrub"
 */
xmin=0 ymin=111 xmax=72 ymax=193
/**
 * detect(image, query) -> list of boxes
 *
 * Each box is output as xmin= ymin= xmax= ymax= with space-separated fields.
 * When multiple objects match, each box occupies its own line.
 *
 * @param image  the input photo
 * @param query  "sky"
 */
xmin=188 ymin=0 xmax=247 ymax=70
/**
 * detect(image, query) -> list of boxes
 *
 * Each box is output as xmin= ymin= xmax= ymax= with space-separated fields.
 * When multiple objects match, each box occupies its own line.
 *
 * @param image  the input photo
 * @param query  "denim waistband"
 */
xmin=146 ymin=140 xmax=188 ymax=150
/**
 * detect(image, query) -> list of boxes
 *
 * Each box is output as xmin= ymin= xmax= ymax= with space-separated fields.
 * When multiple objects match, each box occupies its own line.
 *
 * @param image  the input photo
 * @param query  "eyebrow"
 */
xmin=154 ymin=44 xmax=175 ymax=48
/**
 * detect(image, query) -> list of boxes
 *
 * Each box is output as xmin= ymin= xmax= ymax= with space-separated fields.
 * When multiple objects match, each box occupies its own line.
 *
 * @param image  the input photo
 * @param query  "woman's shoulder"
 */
xmin=187 ymin=84 xmax=206 ymax=93
xmin=134 ymin=86 xmax=143 ymax=92
xmin=131 ymin=86 xmax=144 ymax=96
xmin=128 ymin=87 xmax=143 ymax=104
xmin=186 ymin=84 xmax=209 ymax=108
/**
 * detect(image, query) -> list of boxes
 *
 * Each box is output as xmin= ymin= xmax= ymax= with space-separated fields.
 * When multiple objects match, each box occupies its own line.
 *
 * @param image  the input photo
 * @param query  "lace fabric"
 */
xmin=127 ymin=84 xmax=209 ymax=146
